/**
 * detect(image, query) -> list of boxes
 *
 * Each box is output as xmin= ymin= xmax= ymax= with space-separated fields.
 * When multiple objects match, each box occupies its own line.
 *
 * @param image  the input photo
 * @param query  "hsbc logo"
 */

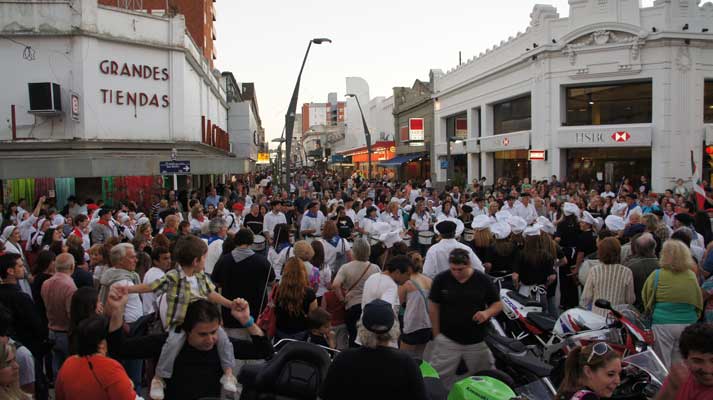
xmin=502 ymin=137 xmax=510 ymax=146
xmin=612 ymin=131 xmax=631 ymax=142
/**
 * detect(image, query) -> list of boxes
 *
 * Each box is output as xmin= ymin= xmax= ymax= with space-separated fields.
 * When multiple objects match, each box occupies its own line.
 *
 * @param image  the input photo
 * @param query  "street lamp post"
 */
xmin=284 ymin=38 xmax=331 ymax=190
xmin=272 ymin=137 xmax=286 ymax=189
xmin=345 ymin=93 xmax=372 ymax=181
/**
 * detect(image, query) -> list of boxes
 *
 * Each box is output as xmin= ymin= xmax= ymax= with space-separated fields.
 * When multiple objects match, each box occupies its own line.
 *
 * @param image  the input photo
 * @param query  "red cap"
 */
xmin=232 ymin=203 xmax=244 ymax=212
xmin=87 ymin=204 xmax=99 ymax=211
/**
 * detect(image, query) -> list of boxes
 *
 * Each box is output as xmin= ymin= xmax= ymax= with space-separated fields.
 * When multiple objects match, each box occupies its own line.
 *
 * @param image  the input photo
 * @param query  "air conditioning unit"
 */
xmin=28 ymin=82 xmax=62 ymax=115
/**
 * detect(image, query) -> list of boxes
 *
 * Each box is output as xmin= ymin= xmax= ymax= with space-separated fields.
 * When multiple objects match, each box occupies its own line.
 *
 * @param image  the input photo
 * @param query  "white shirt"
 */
xmin=500 ymin=202 xmax=519 ymax=213
xmin=113 ymin=279 xmax=143 ymax=323
xmin=362 ymin=273 xmax=399 ymax=310
xmin=409 ymin=189 xmax=421 ymax=205
xmin=268 ymin=245 xmax=292 ymax=280
xmin=423 ymin=238 xmax=484 ymax=278
xmin=300 ymin=210 xmax=325 ymax=236
xmin=141 ymin=267 xmax=166 ymax=315
xmin=263 ymin=211 xmax=287 ymax=238
xmin=436 ymin=207 xmax=457 ymax=220
xmin=203 ymin=238 xmax=224 ymax=275
xmin=18 ymin=214 xmax=37 ymax=242
xmin=345 ymin=208 xmax=358 ymax=225
xmin=189 ymin=217 xmax=207 ymax=233
xmin=515 ymin=202 xmax=538 ymax=224
xmin=411 ymin=211 xmax=431 ymax=232
xmin=224 ymin=212 xmax=240 ymax=234
xmin=319 ymin=237 xmax=352 ymax=273
xmin=379 ymin=211 xmax=404 ymax=233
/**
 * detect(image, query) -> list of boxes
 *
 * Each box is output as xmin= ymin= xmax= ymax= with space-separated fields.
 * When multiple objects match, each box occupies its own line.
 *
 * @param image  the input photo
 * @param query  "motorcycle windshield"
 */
xmin=622 ymin=350 xmax=669 ymax=386
xmin=515 ymin=379 xmax=555 ymax=400
xmin=613 ymin=305 xmax=648 ymax=333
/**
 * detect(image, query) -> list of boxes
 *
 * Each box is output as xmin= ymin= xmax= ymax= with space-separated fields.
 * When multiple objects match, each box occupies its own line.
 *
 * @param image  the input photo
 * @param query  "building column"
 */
xmin=467 ymin=153 xmax=480 ymax=186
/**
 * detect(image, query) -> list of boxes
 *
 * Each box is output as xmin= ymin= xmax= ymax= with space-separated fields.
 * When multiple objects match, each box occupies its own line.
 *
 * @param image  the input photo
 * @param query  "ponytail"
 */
xmin=555 ymin=346 xmax=583 ymax=400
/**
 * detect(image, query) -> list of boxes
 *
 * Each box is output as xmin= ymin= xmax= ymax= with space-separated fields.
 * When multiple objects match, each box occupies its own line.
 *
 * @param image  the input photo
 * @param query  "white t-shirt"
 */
xmin=186 ymin=275 xmax=201 ymax=298
xmin=319 ymin=237 xmax=352 ymax=273
xmin=263 ymin=212 xmax=287 ymax=238
xmin=141 ymin=267 xmax=166 ymax=315
xmin=114 ymin=279 xmax=143 ymax=323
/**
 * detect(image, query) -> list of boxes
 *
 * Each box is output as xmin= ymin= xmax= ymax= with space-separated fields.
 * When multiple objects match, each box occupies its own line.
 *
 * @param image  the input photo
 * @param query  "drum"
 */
xmin=417 ymin=231 xmax=435 ymax=246
xmin=463 ymin=229 xmax=475 ymax=242
xmin=305 ymin=234 xmax=321 ymax=244
xmin=251 ymin=234 xmax=266 ymax=252
xmin=402 ymin=236 xmax=412 ymax=247
xmin=367 ymin=234 xmax=380 ymax=246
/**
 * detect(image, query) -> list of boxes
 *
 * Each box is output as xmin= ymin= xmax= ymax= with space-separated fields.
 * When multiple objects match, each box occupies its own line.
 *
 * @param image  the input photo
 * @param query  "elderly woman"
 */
xmin=320 ymin=299 xmax=428 ymax=400
xmin=332 ymin=238 xmax=381 ymax=347
xmin=580 ymin=237 xmax=635 ymax=316
xmin=642 ymin=239 xmax=703 ymax=369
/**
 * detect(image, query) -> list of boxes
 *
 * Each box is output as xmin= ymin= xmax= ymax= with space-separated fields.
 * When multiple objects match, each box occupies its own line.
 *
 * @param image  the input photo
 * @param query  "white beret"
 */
xmin=507 ymin=215 xmax=527 ymax=234
xmin=524 ymin=225 xmax=541 ymax=237
xmin=495 ymin=210 xmax=512 ymax=222
xmin=563 ymin=202 xmax=580 ymax=217
xmin=471 ymin=215 xmax=492 ymax=230
xmin=605 ymin=215 xmax=625 ymax=232
xmin=536 ymin=216 xmax=556 ymax=235
xmin=490 ymin=221 xmax=512 ymax=240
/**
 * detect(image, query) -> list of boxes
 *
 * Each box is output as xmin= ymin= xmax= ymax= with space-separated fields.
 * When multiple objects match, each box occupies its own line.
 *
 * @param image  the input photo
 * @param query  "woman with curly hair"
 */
xmin=274 ymin=256 xmax=318 ymax=341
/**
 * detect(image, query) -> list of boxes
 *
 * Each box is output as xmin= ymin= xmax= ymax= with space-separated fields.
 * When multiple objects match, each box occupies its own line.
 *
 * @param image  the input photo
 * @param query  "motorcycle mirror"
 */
xmin=595 ymin=299 xmax=612 ymax=309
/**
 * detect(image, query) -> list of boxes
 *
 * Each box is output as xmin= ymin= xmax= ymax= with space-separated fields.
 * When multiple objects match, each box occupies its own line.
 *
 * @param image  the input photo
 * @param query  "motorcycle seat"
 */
xmin=507 ymin=291 xmax=543 ymax=308
xmin=527 ymin=312 xmax=557 ymax=332
xmin=486 ymin=332 xmax=527 ymax=353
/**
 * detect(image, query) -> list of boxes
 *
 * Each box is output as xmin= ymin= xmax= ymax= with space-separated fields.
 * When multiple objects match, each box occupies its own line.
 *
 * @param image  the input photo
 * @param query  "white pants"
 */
xmin=424 ymin=334 xmax=495 ymax=390
xmin=652 ymin=324 xmax=688 ymax=370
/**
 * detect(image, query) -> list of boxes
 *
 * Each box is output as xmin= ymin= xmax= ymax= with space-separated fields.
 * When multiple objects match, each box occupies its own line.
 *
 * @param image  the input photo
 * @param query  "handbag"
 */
xmin=642 ymin=269 xmax=660 ymax=329
xmin=257 ymin=284 xmax=278 ymax=337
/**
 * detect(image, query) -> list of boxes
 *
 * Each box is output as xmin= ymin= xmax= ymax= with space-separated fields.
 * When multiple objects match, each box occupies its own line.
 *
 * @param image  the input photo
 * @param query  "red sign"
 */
xmin=612 ymin=131 xmax=630 ymax=142
xmin=409 ymin=118 xmax=424 ymax=141
xmin=400 ymin=126 xmax=409 ymax=142
xmin=529 ymin=149 xmax=546 ymax=160
xmin=201 ymin=115 xmax=230 ymax=152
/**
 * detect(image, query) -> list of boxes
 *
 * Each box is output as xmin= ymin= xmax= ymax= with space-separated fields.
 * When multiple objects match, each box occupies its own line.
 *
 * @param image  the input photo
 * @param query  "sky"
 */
xmin=215 ymin=0 xmax=655 ymax=148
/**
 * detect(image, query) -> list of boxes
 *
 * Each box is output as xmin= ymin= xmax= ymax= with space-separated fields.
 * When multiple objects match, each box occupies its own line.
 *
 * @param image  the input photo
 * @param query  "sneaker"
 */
xmin=220 ymin=374 xmax=238 ymax=393
xmin=150 ymin=377 xmax=165 ymax=400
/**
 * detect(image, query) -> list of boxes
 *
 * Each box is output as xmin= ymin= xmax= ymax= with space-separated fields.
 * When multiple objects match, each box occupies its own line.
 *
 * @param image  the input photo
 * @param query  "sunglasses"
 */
xmin=586 ymin=342 xmax=612 ymax=364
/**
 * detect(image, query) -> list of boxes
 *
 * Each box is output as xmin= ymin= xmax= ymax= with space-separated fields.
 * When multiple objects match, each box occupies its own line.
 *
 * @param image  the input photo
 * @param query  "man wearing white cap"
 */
xmin=423 ymin=220 xmax=483 ymax=278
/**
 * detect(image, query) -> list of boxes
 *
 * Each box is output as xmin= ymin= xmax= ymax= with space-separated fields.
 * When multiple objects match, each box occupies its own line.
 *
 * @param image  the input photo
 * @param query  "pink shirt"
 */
xmin=41 ymin=272 xmax=77 ymax=332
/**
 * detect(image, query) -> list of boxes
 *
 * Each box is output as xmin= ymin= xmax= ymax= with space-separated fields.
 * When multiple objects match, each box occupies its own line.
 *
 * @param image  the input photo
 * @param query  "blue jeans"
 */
xmin=49 ymin=330 xmax=68 ymax=377
xmin=121 ymin=359 xmax=143 ymax=392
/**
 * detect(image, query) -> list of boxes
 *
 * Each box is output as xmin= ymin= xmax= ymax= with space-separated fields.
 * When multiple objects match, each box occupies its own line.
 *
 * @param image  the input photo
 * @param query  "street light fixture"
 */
xmin=345 ymin=93 xmax=372 ymax=181
xmin=283 ymin=38 xmax=332 ymax=190
xmin=272 ymin=137 xmax=286 ymax=188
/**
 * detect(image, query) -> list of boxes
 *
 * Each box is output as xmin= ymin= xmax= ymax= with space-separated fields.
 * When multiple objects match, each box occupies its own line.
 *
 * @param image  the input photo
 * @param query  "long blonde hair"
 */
xmin=473 ymin=228 xmax=493 ymax=248
xmin=659 ymin=240 xmax=695 ymax=273
xmin=276 ymin=257 xmax=309 ymax=317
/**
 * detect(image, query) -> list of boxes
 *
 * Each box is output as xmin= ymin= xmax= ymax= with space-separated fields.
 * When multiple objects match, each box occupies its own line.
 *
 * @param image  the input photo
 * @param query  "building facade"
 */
xmin=433 ymin=0 xmax=713 ymax=192
xmin=0 ymin=0 xmax=263 ymax=204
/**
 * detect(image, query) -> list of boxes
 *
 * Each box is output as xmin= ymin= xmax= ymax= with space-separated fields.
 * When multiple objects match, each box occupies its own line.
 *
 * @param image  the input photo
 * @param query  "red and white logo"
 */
xmin=612 ymin=131 xmax=630 ymax=142
xmin=502 ymin=137 xmax=510 ymax=146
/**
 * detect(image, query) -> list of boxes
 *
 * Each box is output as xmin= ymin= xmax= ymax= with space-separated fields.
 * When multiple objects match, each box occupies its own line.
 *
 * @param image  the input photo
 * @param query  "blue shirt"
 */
xmin=204 ymin=195 xmax=220 ymax=208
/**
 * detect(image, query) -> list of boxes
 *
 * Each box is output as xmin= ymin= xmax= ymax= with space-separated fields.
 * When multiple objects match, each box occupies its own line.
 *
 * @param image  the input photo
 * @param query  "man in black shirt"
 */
xmin=427 ymin=248 xmax=502 ymax=390
xmin=242 ymin=204 xmax=264 ymax=236
xmin=212 ymin=229 xmax=275 ymax=336
xmin=321 ymin=299 xmax=428 ymax=400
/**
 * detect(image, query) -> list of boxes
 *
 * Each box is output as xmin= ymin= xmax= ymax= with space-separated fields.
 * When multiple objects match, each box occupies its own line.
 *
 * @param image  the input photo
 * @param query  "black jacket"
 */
xmin=0 ymin=283 xmax=48 ymax=356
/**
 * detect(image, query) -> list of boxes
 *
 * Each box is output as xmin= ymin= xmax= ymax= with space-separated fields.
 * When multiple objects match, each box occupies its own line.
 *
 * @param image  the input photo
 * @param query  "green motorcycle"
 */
xmin=419 ymin=361 xmax=527 ymax=400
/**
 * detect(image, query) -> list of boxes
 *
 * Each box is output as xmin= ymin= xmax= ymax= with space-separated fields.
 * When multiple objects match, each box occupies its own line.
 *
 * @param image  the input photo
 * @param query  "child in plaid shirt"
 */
xmin=129 ymin=235 xmax=240 ymax=400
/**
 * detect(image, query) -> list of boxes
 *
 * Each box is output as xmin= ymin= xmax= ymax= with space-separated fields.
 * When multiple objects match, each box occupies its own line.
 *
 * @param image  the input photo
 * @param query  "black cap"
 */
xmin=462 ymin=205 xmax=473 ymax=213
xmin=675 ymin=213 xmax=694 ymax=225
xmin=627 ymin=193 xmax=638 ymax=200
xmin=362 ymin=299 xmax=395 ymax=334
xmin=435 ymin=220 xmax=457 ymax=236
xmin=97 ymin=208 xmax=112 ymax=217
xmin=623 ymin=223 xmax=646 ymax=238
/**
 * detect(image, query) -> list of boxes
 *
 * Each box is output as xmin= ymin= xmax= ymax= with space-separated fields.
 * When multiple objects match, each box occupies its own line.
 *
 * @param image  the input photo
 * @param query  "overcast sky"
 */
xmin=215 ymin=0 xmax=654 ymax=147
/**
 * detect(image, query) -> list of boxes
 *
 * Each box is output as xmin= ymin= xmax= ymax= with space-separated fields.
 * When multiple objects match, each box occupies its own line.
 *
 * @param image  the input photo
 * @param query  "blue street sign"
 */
xmin=331 ymin=154 xmax=346 ymax=163
xmin=440 ymin=159 xmax=448 ymax=169
xmin=160 ymin=160 xmax=191 ymax=175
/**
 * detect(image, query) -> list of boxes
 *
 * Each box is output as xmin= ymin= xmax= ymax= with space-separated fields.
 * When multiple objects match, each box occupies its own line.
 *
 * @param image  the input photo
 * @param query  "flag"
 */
xmin=694 ymin=179 xmax=706 ymax=211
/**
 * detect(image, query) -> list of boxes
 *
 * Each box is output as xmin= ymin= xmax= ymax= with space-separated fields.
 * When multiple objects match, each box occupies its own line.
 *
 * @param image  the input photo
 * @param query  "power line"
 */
xmin=1 ymin=35 xmax=36 ymax=61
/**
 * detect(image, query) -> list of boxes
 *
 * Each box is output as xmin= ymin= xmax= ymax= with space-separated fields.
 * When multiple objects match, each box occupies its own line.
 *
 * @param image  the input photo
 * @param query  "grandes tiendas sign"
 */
xmin=98 ymin=59 xmax=170 ymax=108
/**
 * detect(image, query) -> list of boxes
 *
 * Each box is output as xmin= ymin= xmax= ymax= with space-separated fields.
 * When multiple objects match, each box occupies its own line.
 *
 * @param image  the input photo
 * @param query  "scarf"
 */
xmin=327 ymin=235 xmax=341 ymax=248
xmin=307 ymin=210 xmax=318 ymax=218
xmin=98 ymin=219 xmax=110 ymax=227
xmin=207 ymin=235 xmax=223 ymax=245
xmin=275 ymin=241 xmax=292 ymax=254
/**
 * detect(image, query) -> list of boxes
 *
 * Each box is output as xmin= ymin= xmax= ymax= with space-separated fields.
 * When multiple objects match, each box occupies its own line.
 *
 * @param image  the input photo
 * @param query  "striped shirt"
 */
xmin=581 ymin=263 xmax=636 ymax=317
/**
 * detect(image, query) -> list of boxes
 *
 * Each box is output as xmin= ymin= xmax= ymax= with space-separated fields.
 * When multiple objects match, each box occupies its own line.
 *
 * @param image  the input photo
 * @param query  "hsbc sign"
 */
xmin=557 ymin=125 xmax=652 ymax=148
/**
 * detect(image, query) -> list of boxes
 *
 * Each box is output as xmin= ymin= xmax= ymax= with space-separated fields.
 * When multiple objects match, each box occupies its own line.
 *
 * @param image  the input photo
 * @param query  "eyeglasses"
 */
xmin=586 ymin=342 xmax=612 ymax=364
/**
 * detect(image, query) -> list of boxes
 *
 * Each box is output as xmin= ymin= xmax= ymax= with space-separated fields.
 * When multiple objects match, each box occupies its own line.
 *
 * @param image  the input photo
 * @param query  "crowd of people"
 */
xmin=0 ymin=169 xmax=712 ymax=400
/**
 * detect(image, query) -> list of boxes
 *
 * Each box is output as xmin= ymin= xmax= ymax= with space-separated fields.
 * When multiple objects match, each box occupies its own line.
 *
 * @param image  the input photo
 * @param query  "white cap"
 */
xmin=581 ymin=211 xmax=597 ymax=226
xmin=563 ymin=202 xmax=580 ymax=217
xmin=433 ymin=217 xmax=465 ymax=237
xmin=594 ymin=217 xmax=604 ymax=232
xmin=490 ymin=221 xmax=512 ymax=239
xmin=605 ymin=215 xmax=625 ymax=232
xmin=471 ymin=215 xmax=491 ymax=230
xmin=610 ymin=202 xmax=627 ymax=217
xmin=495 ymin=210 xmax=512 ymax=222
xmin=137 ymin=217 xmax=150 ymax=226
xmin=524 ymin=225 xmax=541 ymax=237
xmin=536 ymin=216 xmax=556 ymax=235
xmin=390 ymin=197 xmax=405 ymax=204
xmin=379 ymin=230 xmax=403 ymax=248
xmin=507 ymin=216 xmax=527 ymax=234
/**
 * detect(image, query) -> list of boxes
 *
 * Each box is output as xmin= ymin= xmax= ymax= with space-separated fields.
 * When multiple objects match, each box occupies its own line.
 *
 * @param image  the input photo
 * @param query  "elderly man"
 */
xmin=97 ymin=243 xmax=143 ymax=390
xmin=40 ymin=253 xmax=77 ymax=376
xmin=423 ymin=220 xmax=483 ymax=278
xmin=204 ymin=217 xmax=228 ymax=275
xmin=624 ymin=233 xmax=660 ymax=311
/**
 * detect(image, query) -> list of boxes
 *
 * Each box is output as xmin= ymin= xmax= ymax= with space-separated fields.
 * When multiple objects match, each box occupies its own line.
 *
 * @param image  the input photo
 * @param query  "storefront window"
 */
xmin=494 ymin=150 xmax=530 ymax=183
xmin=705 ymin=80 xmax=713 ymax=123
xmin=493 ymin=95 xmax=531 ymax=135
xmin=565 ymin=81 xmax=652 ymax=126
xmin=566 ymin=148 xmax=651 ymax=186
xmin=446 ymin=113 xmax=468 ymax=140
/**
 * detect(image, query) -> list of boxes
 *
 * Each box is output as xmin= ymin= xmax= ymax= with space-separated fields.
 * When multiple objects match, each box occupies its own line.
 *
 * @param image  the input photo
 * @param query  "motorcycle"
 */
xmin=612 ymin=349 xmax=668 ymax=400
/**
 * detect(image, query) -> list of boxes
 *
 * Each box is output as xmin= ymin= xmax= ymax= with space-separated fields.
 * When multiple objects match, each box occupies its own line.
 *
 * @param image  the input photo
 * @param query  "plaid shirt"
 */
xmin=149 ymin=267 xmax=216 ymax=328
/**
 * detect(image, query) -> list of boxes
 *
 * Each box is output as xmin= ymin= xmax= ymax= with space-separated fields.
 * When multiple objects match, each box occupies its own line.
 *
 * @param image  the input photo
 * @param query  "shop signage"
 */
xmin=201 ymin=116 xmax=230 ymax=152
xmin=529 ymin=150 xmax=546 ymax=160
xmin=502 ymin=137 xmax=510 ymax=146
xmin=331 ymin=154 xmax=346 ymax=163
xmin=98 ymin=59 xmax=170 ymax=108
xmin=70 ymin=92 xmax=80 ymax=122
xmin=409 ymin=118 xmax=425 ymax=141
xmin=557 ymin=125 xmax=651 ymax=148
xmin=440 ymin=159 xmax=449 ymax=169
xmin=160 ymin=160 xmax=191 ymax=175
xmin=479 ymin=131 xmax=530 ymax=152
xmin=400 ymin=126 xmax=409 ymax=142
xmin=455 ymin=118 xmax=467 ymax=139
xmin=257 ymin=152 xmax=270 ymax=164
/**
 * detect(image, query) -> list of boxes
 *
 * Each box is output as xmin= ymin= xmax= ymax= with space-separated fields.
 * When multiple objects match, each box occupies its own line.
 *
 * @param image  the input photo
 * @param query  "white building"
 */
xmin=0 ymin=0 xmax=260 ymax=185
xmin=433 ymin=0 xmax=713 ymax=192
xmin=339 ymin=77 xmax=395 ymax=153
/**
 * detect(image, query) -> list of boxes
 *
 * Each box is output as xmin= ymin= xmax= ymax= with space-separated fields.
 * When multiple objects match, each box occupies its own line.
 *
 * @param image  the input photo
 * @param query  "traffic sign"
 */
xmin=160 ymin=160 xmax=191 ymax=175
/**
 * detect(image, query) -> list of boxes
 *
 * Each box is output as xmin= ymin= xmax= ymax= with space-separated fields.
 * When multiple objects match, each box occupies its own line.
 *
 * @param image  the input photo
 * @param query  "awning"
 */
xmin=378 ymin=152 xmax=428 ymax=167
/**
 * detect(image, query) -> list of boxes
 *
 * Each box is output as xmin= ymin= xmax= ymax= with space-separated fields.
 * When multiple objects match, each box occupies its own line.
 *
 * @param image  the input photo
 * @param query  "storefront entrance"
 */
xmin=566 ymin=147 xmax=651 ymax=186
xmin=494 ymin=150 xmax=531 ymax=182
